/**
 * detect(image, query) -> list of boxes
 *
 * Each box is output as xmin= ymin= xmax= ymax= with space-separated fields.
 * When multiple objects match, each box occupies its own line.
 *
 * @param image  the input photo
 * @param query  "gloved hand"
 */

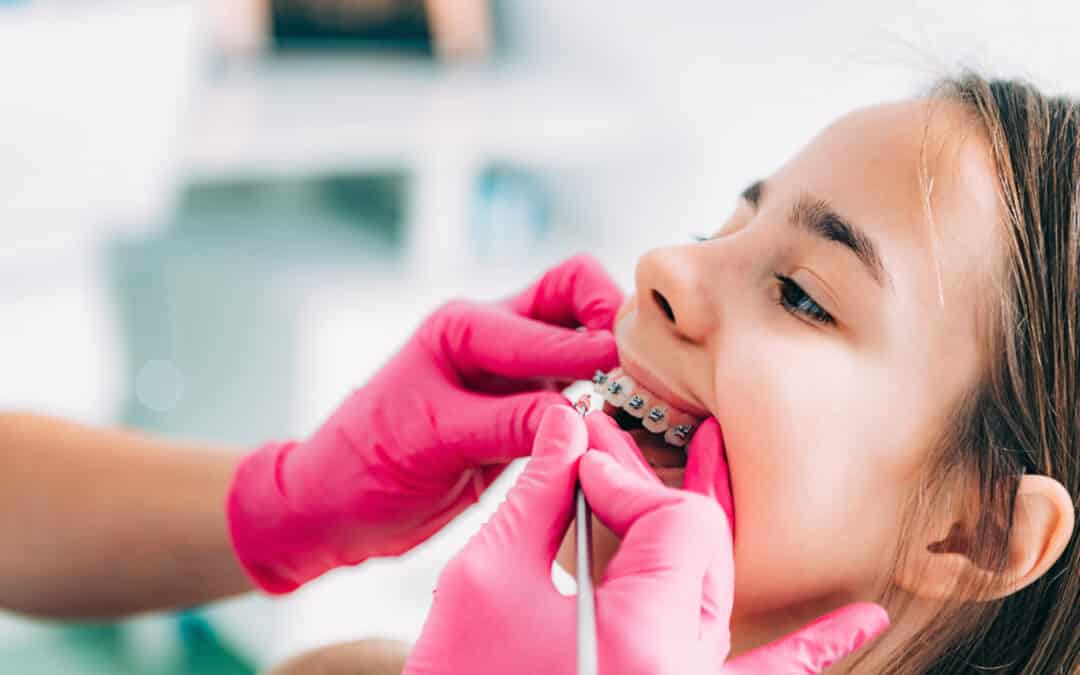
xmin=227 ymin=255 xmax=622 ymax=593
xmin=405 ymin=407 xmax=889 ymax=675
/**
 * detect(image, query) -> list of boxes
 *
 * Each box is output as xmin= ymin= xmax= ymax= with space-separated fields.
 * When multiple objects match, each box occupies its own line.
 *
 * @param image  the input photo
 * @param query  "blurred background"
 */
xmin=1 ymin=1 xmax=1078 ymax=673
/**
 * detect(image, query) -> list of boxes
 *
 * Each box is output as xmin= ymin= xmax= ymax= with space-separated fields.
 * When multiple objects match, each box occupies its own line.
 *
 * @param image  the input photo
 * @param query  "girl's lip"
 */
xmin=617 ymin=352 xmax=710 ymax=419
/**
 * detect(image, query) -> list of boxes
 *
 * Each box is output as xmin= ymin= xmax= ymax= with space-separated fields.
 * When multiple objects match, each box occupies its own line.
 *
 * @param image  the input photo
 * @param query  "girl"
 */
xmin=284 ymin=72 xmax=1080 ymax=674
xmin=552 ymin=71 xmax=1080 ymax=673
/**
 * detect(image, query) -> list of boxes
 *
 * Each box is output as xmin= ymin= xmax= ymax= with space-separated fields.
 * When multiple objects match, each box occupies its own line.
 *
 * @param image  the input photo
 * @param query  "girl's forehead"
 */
xmin=776 ymin=98 xmax=1004 ymax=306
xmin=786 ymin=99 xmax=999 ymax=224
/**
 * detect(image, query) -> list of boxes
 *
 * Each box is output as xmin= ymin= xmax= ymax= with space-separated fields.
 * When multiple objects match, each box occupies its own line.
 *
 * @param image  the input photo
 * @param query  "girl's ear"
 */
xmin=894 ymin=475 xmax=1074 ymax=601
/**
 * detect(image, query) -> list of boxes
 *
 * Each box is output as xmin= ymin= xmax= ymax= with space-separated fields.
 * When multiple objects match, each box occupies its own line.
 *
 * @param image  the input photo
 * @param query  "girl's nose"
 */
xmin=634 ymin=246 xmax=716 ymax=342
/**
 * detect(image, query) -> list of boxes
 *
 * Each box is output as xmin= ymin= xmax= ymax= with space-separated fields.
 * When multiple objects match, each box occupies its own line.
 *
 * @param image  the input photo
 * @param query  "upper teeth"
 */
xmin=595 ymin=367 xmax=700 ymax=446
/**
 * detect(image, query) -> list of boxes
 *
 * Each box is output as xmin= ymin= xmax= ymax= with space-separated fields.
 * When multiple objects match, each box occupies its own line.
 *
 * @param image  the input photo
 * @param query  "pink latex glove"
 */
xmin=405 ymin=408 xmax=889 ymax=675
xmin=227 ymin=255 xmax=622 ymax=593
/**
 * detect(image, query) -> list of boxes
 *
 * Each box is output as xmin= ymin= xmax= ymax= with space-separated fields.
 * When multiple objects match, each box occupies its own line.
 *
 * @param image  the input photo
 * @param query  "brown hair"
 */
xmin=868 ymin=73 xmax=1080 ymax=674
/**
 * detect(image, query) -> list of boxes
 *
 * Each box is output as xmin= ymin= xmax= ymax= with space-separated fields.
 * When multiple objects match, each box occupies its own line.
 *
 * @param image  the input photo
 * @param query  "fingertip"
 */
xmin=687 ymin=417 xmax=724 ymax=453
xmin=532 ymin=393 xmax=575 ymax=420
xmin=541 ymin=400 xmax=580 ymax=424
xmin=582 ymin=305 xmax=620 ymax=332
xmin=683 ymin=417 xmax=734 ymax=527
xmin=502 ymin=325 xmax=617 ymax=382
xmin=575 ymin=326 xmax=619 ymax=352
xmin=582 ymin=408 xmax=619 ymax=436
xmin=579 ymin=296 xmax=621 ymax=331
xmin=682 ymin=428 xmax=718 ymax=498
xmin=534 ymin=403 xmax=588 ymax=461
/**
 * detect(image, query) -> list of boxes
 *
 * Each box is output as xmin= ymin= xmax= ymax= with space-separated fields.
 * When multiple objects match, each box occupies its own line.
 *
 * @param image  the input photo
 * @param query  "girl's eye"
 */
xmin=775 ymin=275 xmax=834 ymax=325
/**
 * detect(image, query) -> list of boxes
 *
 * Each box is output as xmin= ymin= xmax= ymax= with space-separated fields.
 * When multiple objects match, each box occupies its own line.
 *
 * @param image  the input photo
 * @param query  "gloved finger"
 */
xmin=583 ymin=411 xmax=660 ymax=485
xmin=458 ymin=372 xmax=565 ymax=397
xmin=579 ymin=451 xmax=732 ymax=627
xmin=455 ymin=390 xmax=571 ymax=467
xmin=682 ymin=417 xmax=735 ymax=531
xmin=463 ymin=392 xmax=659 ymax=469
xmin=579 ymin=449 xmax=728 ymax=545
xmin=722 ymin=603 xmax=890 ymax=675
xmin=471 ymin=406 xmax=588 ymax=570
xmin=505 ymin=254 xmax=624 ymax=330
xmin=680 ymin=418 xmax=736 ymax=653
xmin=437 ymin=301 xmax=618 ymax=382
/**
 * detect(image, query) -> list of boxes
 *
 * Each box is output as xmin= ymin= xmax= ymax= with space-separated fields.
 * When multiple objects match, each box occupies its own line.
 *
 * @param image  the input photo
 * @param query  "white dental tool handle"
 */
xmin=565 ymin=383 xmax=600 ymax=675
xmin=575 ymin=483 xmax=598 ymax=675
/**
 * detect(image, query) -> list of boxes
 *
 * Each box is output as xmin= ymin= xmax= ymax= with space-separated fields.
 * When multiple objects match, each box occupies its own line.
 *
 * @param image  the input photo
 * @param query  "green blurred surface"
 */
xmin=0 ymin=622 xmax=253 ymax=675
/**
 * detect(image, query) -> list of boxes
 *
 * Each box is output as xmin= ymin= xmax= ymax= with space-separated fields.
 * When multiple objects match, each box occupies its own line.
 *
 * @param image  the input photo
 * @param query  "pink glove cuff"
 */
xmin=227 ymin=440 xmax=335 ymax=594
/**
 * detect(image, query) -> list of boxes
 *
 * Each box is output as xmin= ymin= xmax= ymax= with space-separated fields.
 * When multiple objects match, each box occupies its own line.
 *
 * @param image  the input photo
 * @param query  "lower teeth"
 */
xmin=609 ymin=407 xmax=688 ymax=452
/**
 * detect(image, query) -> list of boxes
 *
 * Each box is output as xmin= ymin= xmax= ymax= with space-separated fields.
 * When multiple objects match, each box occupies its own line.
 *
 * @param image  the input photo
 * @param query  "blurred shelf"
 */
xmin=182 ymin=54 xmax=666 ymax=280
xmin=183 ymin=55 xmax=659 ymax=180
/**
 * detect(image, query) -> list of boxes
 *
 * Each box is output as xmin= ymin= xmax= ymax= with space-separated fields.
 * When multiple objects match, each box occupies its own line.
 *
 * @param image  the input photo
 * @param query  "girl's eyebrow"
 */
xmin=740 ymin=179 xmax=892 ymax=289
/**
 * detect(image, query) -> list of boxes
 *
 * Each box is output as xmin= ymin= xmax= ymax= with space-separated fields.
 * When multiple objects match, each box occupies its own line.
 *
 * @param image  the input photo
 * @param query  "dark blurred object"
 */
xmin=268 ymin=0 xmax=491 ymax=58
xmin=271 ymin=0 xmax=432 ymax=53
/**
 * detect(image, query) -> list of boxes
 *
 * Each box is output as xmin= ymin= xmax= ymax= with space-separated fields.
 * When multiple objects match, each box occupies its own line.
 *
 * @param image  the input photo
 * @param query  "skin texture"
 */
xmin=555 ymin=98 xmax=1014 ymax=670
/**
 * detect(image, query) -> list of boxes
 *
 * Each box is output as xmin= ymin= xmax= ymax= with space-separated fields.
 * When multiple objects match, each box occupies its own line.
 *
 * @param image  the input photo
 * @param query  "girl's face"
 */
xmin=560 ymin=99 xmax=1004 ymax=637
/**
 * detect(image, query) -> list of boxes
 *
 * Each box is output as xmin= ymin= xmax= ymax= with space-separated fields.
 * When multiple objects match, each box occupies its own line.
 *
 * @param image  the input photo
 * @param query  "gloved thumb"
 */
xmin=578 ymin=450 xmax=733 ymax=644
xmin=578 ymin=450 xmax=729 ymax=563
xmin=470 ymin=405 xmax=588 ymax=572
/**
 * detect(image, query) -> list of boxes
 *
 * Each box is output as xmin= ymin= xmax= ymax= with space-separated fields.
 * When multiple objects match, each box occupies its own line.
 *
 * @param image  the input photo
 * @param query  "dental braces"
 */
xmin=592 ymin=369 xmax=698 ymax=447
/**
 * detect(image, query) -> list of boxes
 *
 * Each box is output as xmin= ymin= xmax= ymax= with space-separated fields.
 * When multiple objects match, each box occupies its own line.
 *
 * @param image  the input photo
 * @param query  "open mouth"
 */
xmin=591 ymin=367 xmax=708 ymax=485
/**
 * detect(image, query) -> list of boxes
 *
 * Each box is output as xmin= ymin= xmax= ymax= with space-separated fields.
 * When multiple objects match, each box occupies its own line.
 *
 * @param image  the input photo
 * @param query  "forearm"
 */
xmin=0 ymin=412 xmax=254 ymax=619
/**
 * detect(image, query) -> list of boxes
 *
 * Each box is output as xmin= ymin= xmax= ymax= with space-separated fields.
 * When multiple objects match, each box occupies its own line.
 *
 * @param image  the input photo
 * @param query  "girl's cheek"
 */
xmin=614 ymin=294 xmax=636 ymax=327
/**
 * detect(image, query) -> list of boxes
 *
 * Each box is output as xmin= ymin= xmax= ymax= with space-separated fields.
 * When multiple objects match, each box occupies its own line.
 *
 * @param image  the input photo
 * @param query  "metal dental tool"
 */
xmin=572 ymin=393 xmax=598 ymax=675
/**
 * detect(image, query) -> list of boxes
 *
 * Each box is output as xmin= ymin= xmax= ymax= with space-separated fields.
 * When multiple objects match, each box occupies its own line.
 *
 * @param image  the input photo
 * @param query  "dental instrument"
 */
xmin=572 ymin=393 xmax=598 ymax=675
